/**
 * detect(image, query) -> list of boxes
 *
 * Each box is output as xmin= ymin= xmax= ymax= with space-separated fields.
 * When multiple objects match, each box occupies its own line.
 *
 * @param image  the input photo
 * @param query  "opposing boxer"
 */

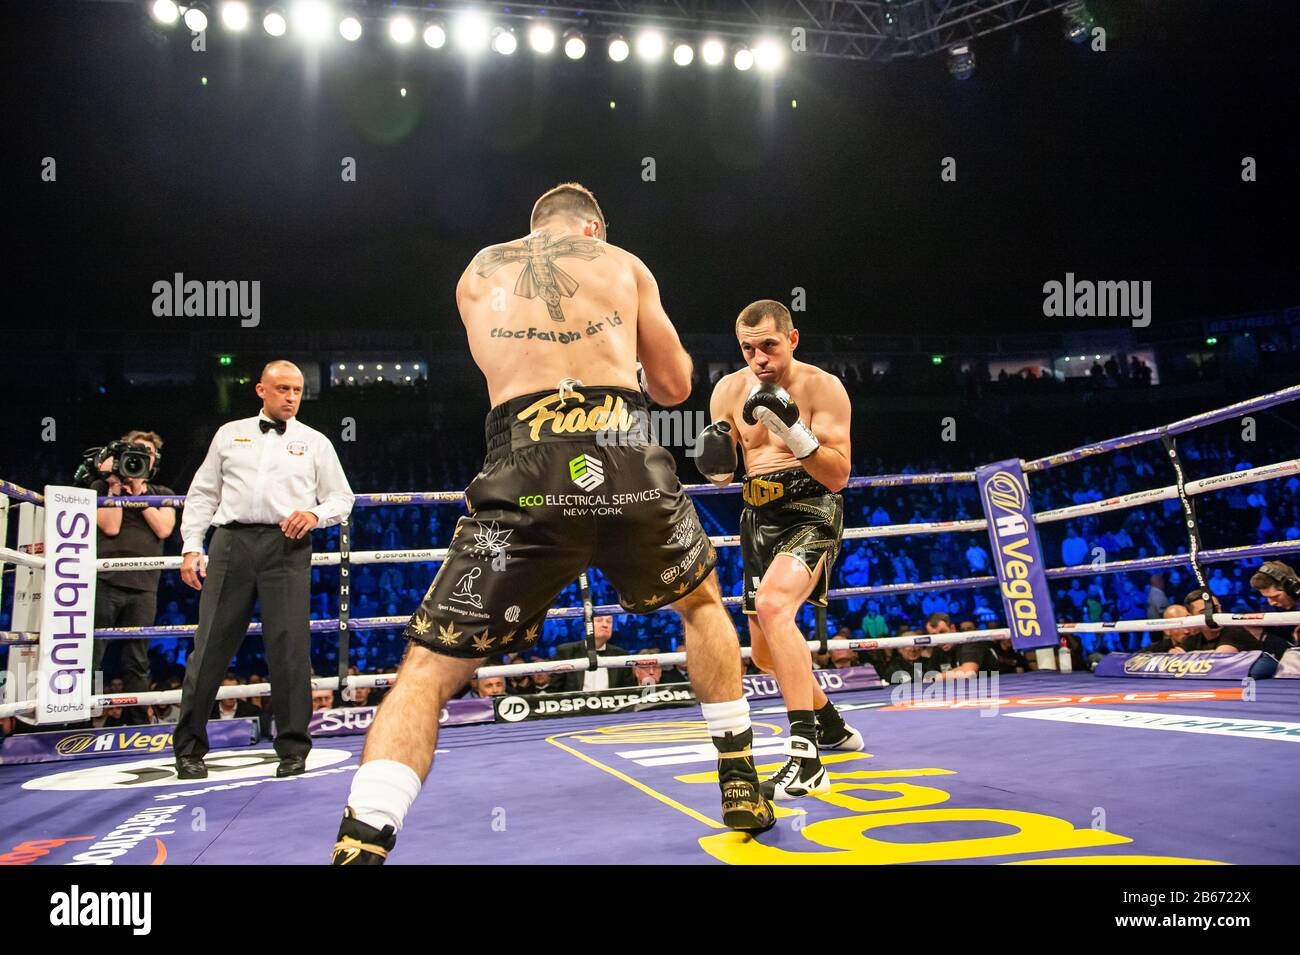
xmin=697 ymin=300 xmax=862 ymax=800
xmin=331 ymin=183 xmax=773 ymax=864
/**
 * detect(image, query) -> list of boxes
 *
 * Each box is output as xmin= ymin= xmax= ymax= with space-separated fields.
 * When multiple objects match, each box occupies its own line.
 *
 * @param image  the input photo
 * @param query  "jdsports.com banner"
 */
xmin=492 ymin=666 xmax=883 ymax=723
xmin=975 ymin=461 xmax=1058 ymax=651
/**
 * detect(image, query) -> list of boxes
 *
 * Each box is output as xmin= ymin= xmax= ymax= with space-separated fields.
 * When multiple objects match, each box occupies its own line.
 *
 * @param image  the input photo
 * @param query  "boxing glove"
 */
xmin=695 ymin=421 xmax=738 ymax=484
xmin=742 ymin=383 xmax=820 ymax=459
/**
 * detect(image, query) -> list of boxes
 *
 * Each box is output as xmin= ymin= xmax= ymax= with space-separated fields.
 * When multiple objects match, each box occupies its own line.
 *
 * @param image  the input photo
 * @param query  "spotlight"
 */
xmin=754 ymin=36 xmax=784 ymax=72
xmin=290 ymin=1 xmax=331 ymax=42
xmin=151 ymin=0 xmax=180 ymax=24
xmin=423 ymin=23 xmax=447 ymax=48
xmin=528 ymin=23 xmax=556 ymax=54
xmin=183 ymin=4 xmax=209 ymax=32
xmin=263 ymin=9 xmax=287 ymax=36
xmin=453 ymin=10 xmax=491 ymax=53
xmin=947 ymin=43 xmax=975 ymax=80
xmin=607 ymin=34 xmax=629 ymax=62
xmin=1062 ymin=2 xmax=1091 ymax=44
xmin=491 ymin=27 xmax=517 ymax=55
xmin=634 ymin=30 xmax=665 ymax=61
xmin=700 ymin=37 xmax=725 ymax=66
xmin=563 ymin=30 xmax=586 ymax=59
xmin=672 ymin=42 xmax=694 ymax=66
xmin=219 ymin=1 xmax=248 ymax=31
xmin=339 ymin=16 xmax=362 ymax=41
xmin=733 ymin=45 xmax=754 ymax=71
xmin=389 ymin=16 xmax=415 ymax=45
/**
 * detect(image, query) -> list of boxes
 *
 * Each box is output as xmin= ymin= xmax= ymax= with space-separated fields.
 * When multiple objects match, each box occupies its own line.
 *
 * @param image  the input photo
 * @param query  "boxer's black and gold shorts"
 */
xmin=739 ymin=468 xmax=844 ymax=614
xmin=405 ymin=385 xmax=716 ymax=658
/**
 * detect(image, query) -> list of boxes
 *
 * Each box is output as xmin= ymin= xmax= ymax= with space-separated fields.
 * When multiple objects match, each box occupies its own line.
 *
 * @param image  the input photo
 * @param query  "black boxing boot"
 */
xmin=331 ymin=807 xmax=396 ymax=865
xmin=714 ymin=728 xmax=776 ymax=833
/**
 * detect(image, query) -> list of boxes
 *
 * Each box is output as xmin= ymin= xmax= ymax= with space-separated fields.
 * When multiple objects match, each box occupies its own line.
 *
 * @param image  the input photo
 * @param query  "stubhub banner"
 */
xmin=1095 ymin=650 xmax=1278 ymax=680
xmin=976 ymin=460 xmax=1057 ymax=651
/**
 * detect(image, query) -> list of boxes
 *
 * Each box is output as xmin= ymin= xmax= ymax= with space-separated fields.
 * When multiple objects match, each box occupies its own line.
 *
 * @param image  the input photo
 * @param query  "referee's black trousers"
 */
xmin=173 ymin=524 xmax=313 ymax=761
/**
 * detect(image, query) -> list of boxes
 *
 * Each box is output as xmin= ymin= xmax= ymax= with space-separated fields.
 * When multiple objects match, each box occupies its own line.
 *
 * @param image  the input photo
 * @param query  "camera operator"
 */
xmin=90 ymin=431 xmax=176 ymax=725
xmin=1248 ymin=561 xmax=1300 ymax=654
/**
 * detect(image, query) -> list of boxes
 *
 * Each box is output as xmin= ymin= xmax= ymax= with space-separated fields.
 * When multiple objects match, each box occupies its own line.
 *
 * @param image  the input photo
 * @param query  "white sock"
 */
xmin=701 ymin=698 xmax=751 ymax=738
xmin=348 ymin=760 xmax=422 ymax=834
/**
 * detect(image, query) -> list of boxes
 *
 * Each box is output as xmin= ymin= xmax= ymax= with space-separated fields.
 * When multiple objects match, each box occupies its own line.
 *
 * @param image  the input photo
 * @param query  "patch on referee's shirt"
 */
xmin=286 ymin=441 xmax=307 ymax=456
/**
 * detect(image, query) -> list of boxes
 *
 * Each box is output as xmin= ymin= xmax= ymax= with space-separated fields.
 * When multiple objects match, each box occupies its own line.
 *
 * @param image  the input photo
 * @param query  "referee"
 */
xmin=173 ymin=360 xmax=354 ymax=779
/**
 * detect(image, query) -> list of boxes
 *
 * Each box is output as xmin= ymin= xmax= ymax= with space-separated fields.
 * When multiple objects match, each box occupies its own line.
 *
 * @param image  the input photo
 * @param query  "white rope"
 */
xmin=8 ymin=611 xmax=1296 ymax=720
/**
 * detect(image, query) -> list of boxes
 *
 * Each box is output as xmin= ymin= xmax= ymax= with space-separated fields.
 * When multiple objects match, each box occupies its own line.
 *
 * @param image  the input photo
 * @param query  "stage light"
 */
xmin=1206 ymin=337 xmax=1218 ymax=346
xmin=491 ymin=27 xmax=517 ymax=55
xmin=219 ymin=1 xmax=248 ymax=31
xmin=151 ymin=0 xmax=180 ymax=24
xmin=423 ymin=23 xmax=447 ymax=48
xmin=635 ymin=30 xmax=665 ymax=61
xmin=1063 ymin=2 xmax=1091 ymax=44
xmin=290 ymin=1 xmax=331 ymax=42
xmin=672 ymin=42 xmax=693 ymax=66
xmin=183 ymin=4 xmax=209 ymax=32
xmin=932 ymin=355 xmax=944 ymax=366
xmin=263 ymin=9 xmax=287 ymax=36
xmin=339 ymin=15 xmax=362 ymax=41
xmin=453 ymin=10 xmax=491 ymax=53
xmin=563 ymin=30 xmax=586 ymax=59
xmin=701 ymin=37 xmax=725 ymax=66
xmin=607 ymin=34 xmax=629 ymax=62
xmin=947 ymin=43 xmax=975 ymax=80
xmin=389 ymin=16 xmax=415 ymax=44
xmin=754 ymin=37 xmax=784 ymax=72
xmin=733 ymin=45 xmax=754 ymax=71
xmin=529 ymin=23 xmax=556 ymax=54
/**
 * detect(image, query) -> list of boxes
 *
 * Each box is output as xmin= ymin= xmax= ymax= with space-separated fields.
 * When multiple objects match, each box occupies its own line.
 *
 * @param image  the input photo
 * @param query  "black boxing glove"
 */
xmin=742 ymin=383 xmax=820 ymax=459
xmin=695 ymin=421 xmax=737 ymax=484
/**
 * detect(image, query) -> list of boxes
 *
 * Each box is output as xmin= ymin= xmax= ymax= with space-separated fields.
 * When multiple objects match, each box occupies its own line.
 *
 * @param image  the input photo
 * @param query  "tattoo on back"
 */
xmin=473 ymin=231 xmax=604 ymax=323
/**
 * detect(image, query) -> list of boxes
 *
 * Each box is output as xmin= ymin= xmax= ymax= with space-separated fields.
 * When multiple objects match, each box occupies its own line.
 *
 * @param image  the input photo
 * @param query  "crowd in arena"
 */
xmin=66 ymin=422 xmax=1294 ymax=699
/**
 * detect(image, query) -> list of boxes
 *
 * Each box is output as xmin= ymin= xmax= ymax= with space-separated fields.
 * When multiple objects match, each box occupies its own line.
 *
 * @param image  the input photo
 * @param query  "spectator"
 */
xmin=879 ymin=640 xmax=937 ymax=683
xmin=632 ymin=650 xmax=664 ymax=687
xmin=860 ymin=600 xmax=888 ymax=638
xmin=1249 ymin=561 xmax=1300 ymax=649
xmin=551 ymin=615 xmax=636 ymax=692
xmin=828 ymin=628 xmax=859 ymax=669
xmin=1061 ymin=524 xmax=1088 ymax=567
xmin=311 ymin=688 xmax=336 ymax=712
xmin=215 ymin=674 xmax=264 ymax=721
xmin=148 ymin=677 xmax=182 ymax=724
xmin=470 ymin=676 xmax=507 ymax=698
xmin=1146 ymin=573 xmax=1169 ymax=620
xmin=993 ymin=638 xmax=1030 ymax=674
xmin=1182 ymin=590 xmax=1264 ymax=654
xmin=1143 ymin=605 xmax=1200 ymax=653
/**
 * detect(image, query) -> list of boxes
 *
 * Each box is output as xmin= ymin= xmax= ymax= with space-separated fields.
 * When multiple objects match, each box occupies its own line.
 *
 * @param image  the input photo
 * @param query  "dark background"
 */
xmin=4 ymin=0 xmax=1298 ymax=341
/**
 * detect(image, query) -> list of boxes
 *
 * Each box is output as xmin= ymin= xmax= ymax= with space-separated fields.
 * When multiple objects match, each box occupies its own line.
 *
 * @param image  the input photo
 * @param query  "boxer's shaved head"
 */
xmin=531 ymin=182 xmax=607 ymax=239
xmin=736 ymin=300 xmax=794 ymax=337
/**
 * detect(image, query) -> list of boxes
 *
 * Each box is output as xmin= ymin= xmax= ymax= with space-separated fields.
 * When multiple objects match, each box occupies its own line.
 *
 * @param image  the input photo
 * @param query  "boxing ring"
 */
xmin=1 ymin=385 xmax=1299 ymax=865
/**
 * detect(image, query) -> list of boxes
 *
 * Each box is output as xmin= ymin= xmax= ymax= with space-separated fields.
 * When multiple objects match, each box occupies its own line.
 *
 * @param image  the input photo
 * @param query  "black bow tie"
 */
xmin=260 ymin=418 xmax=286 ymax=435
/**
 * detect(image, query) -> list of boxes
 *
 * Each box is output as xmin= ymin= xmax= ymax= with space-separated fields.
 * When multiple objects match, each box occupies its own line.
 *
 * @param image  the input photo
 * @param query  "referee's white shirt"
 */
xmin=181 ymin=413 xmax=355 ymax=554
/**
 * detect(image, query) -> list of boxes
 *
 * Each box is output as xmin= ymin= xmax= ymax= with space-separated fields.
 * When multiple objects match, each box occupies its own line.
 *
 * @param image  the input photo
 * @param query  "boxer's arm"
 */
xmin=801 ymin=374 xmax=852 ymax=492
xmin=632 ymin=256 xmax=692 ymax=406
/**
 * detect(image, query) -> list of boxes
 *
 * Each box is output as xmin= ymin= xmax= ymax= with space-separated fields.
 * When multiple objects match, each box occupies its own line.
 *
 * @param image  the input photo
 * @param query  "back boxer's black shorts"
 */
xmin=405 ymin=385 xmax=717 ymax=658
